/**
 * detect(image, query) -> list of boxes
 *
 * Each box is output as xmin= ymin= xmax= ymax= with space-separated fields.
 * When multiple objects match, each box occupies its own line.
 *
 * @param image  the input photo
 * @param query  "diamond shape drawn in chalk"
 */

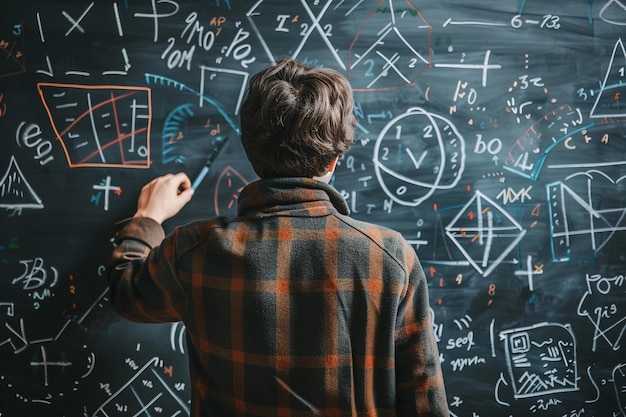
xmin=445 ymin=191 xmax=527 ymax=276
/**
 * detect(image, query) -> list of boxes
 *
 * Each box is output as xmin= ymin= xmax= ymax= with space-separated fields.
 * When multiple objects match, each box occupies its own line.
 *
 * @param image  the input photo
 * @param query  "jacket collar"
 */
xmin=237 ymin=177 xmax=350 ymax=217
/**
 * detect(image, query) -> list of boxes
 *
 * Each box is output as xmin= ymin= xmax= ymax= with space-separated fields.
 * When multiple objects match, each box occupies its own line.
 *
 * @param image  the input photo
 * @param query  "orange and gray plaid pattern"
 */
xmin=109 ymin=177 xmax=449 ymax=417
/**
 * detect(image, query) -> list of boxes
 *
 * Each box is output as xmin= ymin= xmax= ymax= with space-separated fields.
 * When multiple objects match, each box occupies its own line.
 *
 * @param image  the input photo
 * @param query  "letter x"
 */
xmin=293 ymin=0 xmax=346 ymax=70
xmin=62 ymin=2 xmax=95 ymax=36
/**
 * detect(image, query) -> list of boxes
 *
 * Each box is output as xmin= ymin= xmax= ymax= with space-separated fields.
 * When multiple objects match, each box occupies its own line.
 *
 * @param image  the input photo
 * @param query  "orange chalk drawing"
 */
xmin=37 ymin=83 xmax=152 ymax=168
xmin=0 ymin=23 xmax=26 ymax=78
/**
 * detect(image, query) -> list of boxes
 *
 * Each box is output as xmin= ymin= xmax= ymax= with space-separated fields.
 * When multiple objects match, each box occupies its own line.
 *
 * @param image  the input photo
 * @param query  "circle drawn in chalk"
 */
xmin=373 ymin=107 xmax=465 ymax=207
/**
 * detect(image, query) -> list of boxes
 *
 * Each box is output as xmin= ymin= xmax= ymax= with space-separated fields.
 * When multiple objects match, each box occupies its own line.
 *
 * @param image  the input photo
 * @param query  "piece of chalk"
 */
xmin=191 ymin=166 xmax=210 ymax=190
xmin=190 ymin=136 xmax=230 ymax=191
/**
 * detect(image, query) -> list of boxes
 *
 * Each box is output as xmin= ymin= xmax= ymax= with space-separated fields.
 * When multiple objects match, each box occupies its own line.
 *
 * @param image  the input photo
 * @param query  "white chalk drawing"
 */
xmin=434 ymin=49 xmax=501 ymax=88
xmin=546 ymin=170 xmax=626 ymax=262
xmin=247 ymin=0 xmax=346 ymax=70
xmin=600 ymin=1 xmax=626 ymax=25
xmin=445 ymin=191 xmax=527 ymax=277
xmin=92 ymin=356 xmax=190 ymax=417
xmin=590 ymin=38 xmax=626 ymax=118
xmin=373 ymin=107 xmax=465 ymax=207
xmin=500 ymin=322 xmax=578 ymax=399
xmin=503 ymin=104 xmax=591 ymax=180
xmin=91 ymin=176 xmax=121 ymax=212
xmin=613 ymin=363 xmax=626 ymax=416
xmin=349 ymin=0 xmax=432 ymax=91
xmin=199 ymin=65 xmax=249 ymax=116
xmin=577 ymin=273 xmax=625 ymax=351
xmin=0 ymin=155 xmax=44 ymax=214
xmin=170 ymin=322 xmax=187 ymax=354
xmin=0 ymin=303 xmax=28 ymax=354
xmin=514 ymin=255 xmax=543 ymax=292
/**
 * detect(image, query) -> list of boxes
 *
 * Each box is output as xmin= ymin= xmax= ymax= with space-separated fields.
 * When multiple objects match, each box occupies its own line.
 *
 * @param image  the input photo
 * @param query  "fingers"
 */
xmin=178 ymin=187 xmax=195 ymax=205
xmin=149 ymin=173 xmax=192 ymax=193
xmin=134 ymin=173 xmax=195 ymax=224
xmin=171 ymin=172 xmax=193 ymax=194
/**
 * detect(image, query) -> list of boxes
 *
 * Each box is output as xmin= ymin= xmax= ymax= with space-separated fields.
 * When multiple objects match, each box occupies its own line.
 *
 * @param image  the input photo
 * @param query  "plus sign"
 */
xmin=93 ymin=176 xmax=121 ymax=211
xmin=514 ymin=255 xmax=543 ymax=292
xmin=30 ymin=345 xmax=72 ymax=386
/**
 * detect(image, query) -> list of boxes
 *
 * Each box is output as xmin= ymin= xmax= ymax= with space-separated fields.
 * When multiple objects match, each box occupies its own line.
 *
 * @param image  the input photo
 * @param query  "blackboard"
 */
xmin=1 ymin=1 xmax=625 ymax=416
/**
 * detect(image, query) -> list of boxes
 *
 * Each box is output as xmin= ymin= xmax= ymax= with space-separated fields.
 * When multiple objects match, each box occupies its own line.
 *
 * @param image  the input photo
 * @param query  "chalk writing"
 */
xmin=0 ymin=2 xmax=625 ymax=416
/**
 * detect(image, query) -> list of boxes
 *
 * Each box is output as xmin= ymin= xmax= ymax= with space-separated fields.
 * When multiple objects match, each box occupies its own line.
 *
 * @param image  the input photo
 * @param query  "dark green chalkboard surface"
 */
xmin=1 ymin=1 xmax=625 ymax=416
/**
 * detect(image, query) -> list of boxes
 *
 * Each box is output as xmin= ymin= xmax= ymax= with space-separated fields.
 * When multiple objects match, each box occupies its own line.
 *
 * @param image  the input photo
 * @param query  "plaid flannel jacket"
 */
xmin=109 ymin=177 xmax=448 ymax=417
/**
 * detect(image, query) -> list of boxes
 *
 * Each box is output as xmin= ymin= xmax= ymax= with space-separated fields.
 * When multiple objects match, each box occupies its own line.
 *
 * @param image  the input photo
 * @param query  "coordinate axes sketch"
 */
xmin=547 ymin=170 xmax=626 ymax=262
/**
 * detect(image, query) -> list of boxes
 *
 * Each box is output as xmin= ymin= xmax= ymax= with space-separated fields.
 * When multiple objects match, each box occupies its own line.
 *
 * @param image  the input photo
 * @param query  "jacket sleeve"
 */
xmin=394 ymin=240 xmax=449 ymax=417
xmin=107 ymin=217 xmax=188 ymax=323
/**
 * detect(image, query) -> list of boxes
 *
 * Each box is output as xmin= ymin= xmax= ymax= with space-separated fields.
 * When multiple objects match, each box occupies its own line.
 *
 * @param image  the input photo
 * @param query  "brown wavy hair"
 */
xmin=240 ymin=58 xmax=356 ymax=178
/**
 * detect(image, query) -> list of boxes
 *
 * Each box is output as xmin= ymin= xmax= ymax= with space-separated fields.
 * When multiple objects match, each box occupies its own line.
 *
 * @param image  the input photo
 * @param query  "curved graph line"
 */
xmin=145 ymin=73 xmax=241 ymax=136
xmin=504 ymin=104 xmax=595 ymax=180
xmin=600 ymin=0 xmax=626 ymax=26
xmin=162 ymin=103 xmax=195 ymax=165
xmin=613 ymin=363 xmax=626 ymax=413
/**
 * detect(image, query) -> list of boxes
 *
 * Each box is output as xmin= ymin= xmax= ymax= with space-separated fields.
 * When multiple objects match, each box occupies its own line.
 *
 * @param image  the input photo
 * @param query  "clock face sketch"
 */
xmin=373 ymin=107 xmax=465 ymax=206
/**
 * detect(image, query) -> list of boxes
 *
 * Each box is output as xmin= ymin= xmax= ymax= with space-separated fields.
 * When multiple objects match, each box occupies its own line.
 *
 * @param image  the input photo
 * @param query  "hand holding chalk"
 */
xmin=134 ymin=172 xmax=194 ymax=224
